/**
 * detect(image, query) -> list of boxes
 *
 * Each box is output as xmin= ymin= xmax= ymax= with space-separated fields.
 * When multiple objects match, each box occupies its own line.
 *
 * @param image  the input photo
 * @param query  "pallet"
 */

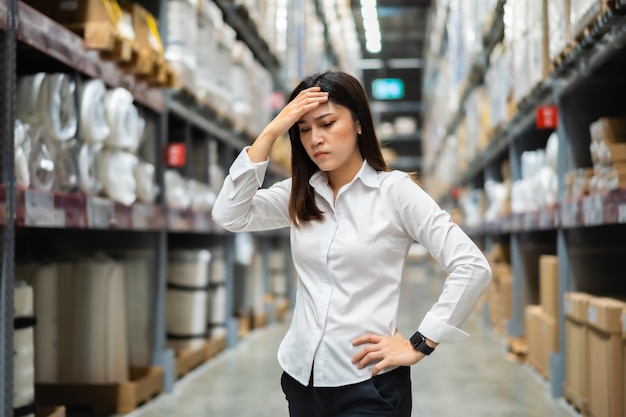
xmin=64 ymin=22 xmax=133 ymax=63
xmin=35 ymin=367 xmax=164 ymax=414
xmin=505 ymin=336 xmax=528 ymax=363
xmin=563 ymin=383 xmax=590 ymax=417
xmin=175 ymin=342 xmax=208 ymax=379
xmin=204 ymin=334 xmax=227 ymax=361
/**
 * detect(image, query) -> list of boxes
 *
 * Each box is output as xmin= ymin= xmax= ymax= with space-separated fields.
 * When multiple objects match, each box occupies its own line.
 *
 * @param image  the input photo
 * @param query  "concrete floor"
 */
xmin=122 ymin=261 xmax=578 ymax=417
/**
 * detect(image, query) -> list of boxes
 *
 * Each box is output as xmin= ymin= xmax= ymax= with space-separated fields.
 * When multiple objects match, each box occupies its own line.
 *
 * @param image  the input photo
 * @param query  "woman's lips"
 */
xmin=314 ymin=151 xmax=328 ymax=158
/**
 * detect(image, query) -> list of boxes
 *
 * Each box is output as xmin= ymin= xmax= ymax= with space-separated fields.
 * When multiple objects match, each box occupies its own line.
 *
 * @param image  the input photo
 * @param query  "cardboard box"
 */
xmin=564 ymin=291 xmax=593 ymax=323
xmin=537 ymin=309 xmax=559 ymax=379
xmin=525 ymin=305 xmax=542 ymax=375
xmin=539 ymin=255 xmax=559 ymax=320
xmin=586 ymin=297 xmax=626 ymax=417
xmin=564 ymin=317 xmax=588 ymax=413
xmin=587 ymin=297 xmax=626 ymax=334
xmin=590 ymin=117 xmax=626 ymax=143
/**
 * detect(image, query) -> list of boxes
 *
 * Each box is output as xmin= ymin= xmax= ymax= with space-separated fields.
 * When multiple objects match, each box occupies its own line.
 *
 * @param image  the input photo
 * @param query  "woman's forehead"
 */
xmin=299 ymin=101 xmax=349 ymax=123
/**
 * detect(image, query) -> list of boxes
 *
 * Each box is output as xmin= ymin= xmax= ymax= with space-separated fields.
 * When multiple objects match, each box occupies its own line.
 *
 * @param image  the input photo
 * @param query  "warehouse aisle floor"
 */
xmin=123 ymin=261 xmax=577 ymax=417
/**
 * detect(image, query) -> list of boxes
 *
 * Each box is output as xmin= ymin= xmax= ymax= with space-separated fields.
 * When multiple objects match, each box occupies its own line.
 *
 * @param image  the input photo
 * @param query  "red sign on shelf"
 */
xmin=536 ymin=105 xmax=558 ymax=129
xmin=164 ymin=143 xmax=186 ymax=167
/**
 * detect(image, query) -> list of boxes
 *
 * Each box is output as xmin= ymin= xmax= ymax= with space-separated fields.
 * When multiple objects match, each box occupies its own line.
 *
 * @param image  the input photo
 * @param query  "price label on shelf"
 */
xmin=24 ymin=190 xmax=65 ymax=227
xmin=132 ymin=203 xmax=154 ymax=230
xmin=86 ymin=196 xmax=114 ymax=229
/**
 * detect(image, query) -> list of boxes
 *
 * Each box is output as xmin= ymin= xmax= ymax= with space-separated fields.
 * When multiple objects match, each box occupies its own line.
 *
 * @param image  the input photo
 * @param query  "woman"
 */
xmin=212 ymin=70 xmax=491 ymax=416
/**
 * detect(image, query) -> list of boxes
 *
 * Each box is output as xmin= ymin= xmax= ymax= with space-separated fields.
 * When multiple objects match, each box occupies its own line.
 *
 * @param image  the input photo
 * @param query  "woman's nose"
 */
xmin=310 ymin=127 xmax=323 ymax=145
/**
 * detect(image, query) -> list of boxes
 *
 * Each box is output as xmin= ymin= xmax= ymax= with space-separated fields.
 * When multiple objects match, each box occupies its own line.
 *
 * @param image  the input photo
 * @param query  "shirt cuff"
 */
xmin=229 ymin=146 xmax=269 ymax=187
xmin=417 ymin=311 xmax=470 ymax=343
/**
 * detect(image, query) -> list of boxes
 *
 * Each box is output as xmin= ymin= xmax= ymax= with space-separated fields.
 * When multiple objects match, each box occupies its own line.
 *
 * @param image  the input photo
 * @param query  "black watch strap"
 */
xmin=410 ymin=331 xmax=435 ymax=355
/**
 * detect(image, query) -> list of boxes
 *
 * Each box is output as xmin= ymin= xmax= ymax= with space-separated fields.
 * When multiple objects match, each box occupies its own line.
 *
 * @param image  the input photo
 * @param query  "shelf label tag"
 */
xmin=86 ymin=196 xmax=114 ymax=228
xmin=24 ymin=190 xmax=65 ymax=227
xmin=536 ymin=105 xmax=558 ymax=129
xmin=132 ymin=203 xmax=153 ymax=229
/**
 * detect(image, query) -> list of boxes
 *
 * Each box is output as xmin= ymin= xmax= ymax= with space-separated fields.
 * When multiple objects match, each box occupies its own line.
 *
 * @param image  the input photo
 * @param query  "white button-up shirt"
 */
xmin=212 ymin=148 xmax=491 ymax=387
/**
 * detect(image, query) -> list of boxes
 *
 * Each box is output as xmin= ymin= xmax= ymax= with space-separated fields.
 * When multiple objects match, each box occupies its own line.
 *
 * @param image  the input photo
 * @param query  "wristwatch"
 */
xmin=410 ymin=331 xmax=435 ymax=355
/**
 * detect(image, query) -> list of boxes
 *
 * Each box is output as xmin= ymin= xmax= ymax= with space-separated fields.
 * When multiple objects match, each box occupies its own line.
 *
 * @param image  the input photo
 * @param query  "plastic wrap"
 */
xmin=188 ymin=179 xmax=216 ymax=212
xmin=39 ymin=73 xmax=78 ymax=142
xmin=134 ymin=161 xmax=159 ymax=203
xmin=79 ymin=79 xmax=110 ymax=144
xmin=78 ymin=143 xmax=103 ymax=195
xmin=53 ymin=139 xmax=80 ymax=192
xmin=165 ymin=170 xmax=191 ymax=210
xmin=17 ymin=73 xmax=46 ymax=124
xmin=26 ymin=125 xmax=55 ymax=191
xmin=15 ymin=121 xmax=30 ymax=188
xmin=104 ymin=88 xmax=145 ymax=153
xmin=96 ymin=149 xmax=138 ymax=206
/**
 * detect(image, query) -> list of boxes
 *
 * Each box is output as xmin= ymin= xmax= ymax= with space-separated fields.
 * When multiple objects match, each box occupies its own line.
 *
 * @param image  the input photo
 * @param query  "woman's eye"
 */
xmin=299 ymin=127 xmax=311 ymax=133
xmin=323 ymin=121 xmax=334 ymax=127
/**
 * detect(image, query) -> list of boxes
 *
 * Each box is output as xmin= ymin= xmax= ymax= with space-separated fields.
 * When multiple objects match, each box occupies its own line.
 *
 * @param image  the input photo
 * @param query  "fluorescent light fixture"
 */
xmin=360 ymin=0 xmax=381 ymax=53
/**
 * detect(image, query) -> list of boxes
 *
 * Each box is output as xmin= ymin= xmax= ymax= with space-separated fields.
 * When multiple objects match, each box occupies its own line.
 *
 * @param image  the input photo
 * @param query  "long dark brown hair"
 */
xmin=287 ymin=70 xmax=389 ymax=226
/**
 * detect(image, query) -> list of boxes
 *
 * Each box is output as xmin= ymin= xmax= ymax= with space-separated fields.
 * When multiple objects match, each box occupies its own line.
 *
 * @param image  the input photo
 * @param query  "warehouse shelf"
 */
xmin=468 ymin=205 xmax=561 ymax=236
xmin=167 ymin=92 xmax=290 ymax=179
xmin=561 ymin=189 xmax=626 ymax=228
xmin=425 ymin=0 xmax=505 ymax=178
xmin=0 ymin=186 xmax=166 ymax=230
xmin=0 ymin=1 xmax=165 ymax=112
xmin=213 ymin=0 xmax=289 ymax=93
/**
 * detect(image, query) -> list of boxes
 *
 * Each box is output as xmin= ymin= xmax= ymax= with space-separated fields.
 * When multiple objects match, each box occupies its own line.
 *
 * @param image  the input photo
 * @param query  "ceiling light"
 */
xmin=360 ymin=0 xmax=381 ymax=54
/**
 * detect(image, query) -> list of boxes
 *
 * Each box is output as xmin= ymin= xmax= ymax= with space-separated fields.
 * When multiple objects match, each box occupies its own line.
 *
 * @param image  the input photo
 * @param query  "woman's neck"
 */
xmin=328 ymin=157 xmax=364 ymax=198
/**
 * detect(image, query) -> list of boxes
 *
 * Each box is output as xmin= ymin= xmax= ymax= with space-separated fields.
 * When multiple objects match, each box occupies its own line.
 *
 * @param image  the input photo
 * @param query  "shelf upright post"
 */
xmin=220 ymin=144 xmax=238 ymax=348
xmin=152 ymin=96 xmax=175 ymax=393
xmin=506 ymin=131 xmax=525 ymax=338
xmin=149 ymin=0 xmax=175 ymax=392
xmin=0 ymin=0 xmax=17 ymax=414
xmin=550 ymin=80 xmax=571 ymax=399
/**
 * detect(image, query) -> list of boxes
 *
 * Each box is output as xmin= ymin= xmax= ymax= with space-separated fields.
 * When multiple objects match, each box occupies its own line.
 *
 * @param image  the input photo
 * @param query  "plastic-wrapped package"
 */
xmin=53 ymin=138 xmax=80 ymax=192
xmin=103 ymin=88 xmax=145 ymax=153
xmin=134 ymin=161 xmax=159 ymax=204
xmin=165 ymin=0 xmax=198 ymax=92
xmin=547 ymin=0 xmax=571 ymax=61
xmin=15 ymin=120 xmax=30 ymax=188
xmin=27 ymin=125 xmax=55 ymax=191
xmin=79 ymin=79 xmax=110 ymax=144
xmin=17 ymin=73 xmax=46 ymax=124
xmin=188 ymin=179 xmax=216 ymax=212
xmin=38 ymin=73 xmax=78 ymax=142
xmin=78 ymin=143 xmax=103 ymax=196
xmin=165 ymin=170 xmax=191 ymax=210
xmin=96 ymin=149 xmax=138 ymax=206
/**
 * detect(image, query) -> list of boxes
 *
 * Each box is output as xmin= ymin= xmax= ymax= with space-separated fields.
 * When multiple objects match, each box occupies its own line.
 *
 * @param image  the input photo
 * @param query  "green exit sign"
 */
xmin=372 ymin=78 xmax=405 ymax=100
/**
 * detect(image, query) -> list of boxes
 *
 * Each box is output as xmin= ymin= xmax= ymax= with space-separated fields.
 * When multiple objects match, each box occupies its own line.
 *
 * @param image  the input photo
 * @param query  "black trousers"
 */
xmin=281 ymin=366 xmax=412 ymax=417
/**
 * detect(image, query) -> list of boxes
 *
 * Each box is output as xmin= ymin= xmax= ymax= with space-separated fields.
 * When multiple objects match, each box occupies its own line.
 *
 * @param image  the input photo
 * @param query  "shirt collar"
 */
xmin=308 ymin=159 xmax=380 ymax=191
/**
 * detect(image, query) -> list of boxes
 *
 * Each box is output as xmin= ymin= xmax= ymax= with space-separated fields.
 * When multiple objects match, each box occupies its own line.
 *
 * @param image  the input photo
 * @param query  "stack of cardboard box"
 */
xmin=564 ymin=292 xmax=626 ymax=417
xmin=486 ymin=243 xmax=513 ymax=336
xmin=525 ymin=255 xmax=560 ymax=379
xmin=589 ymin=117 xmax=626 ymax=192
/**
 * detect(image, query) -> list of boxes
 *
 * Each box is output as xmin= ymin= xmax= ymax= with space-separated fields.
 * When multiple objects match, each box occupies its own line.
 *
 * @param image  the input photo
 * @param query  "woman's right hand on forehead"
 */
xmin=248 ymin=87 xmax=328 ymax=163
xmin=264 ymin=87 xmax=329 ymax=139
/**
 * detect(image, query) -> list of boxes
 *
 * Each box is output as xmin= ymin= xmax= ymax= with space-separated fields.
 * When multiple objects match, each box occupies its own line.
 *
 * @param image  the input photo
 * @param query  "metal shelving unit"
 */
xmin=426 ymin=1 xmax=626 ymax=402
xmin=0 ymin=0 xmax=295 ymax=407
